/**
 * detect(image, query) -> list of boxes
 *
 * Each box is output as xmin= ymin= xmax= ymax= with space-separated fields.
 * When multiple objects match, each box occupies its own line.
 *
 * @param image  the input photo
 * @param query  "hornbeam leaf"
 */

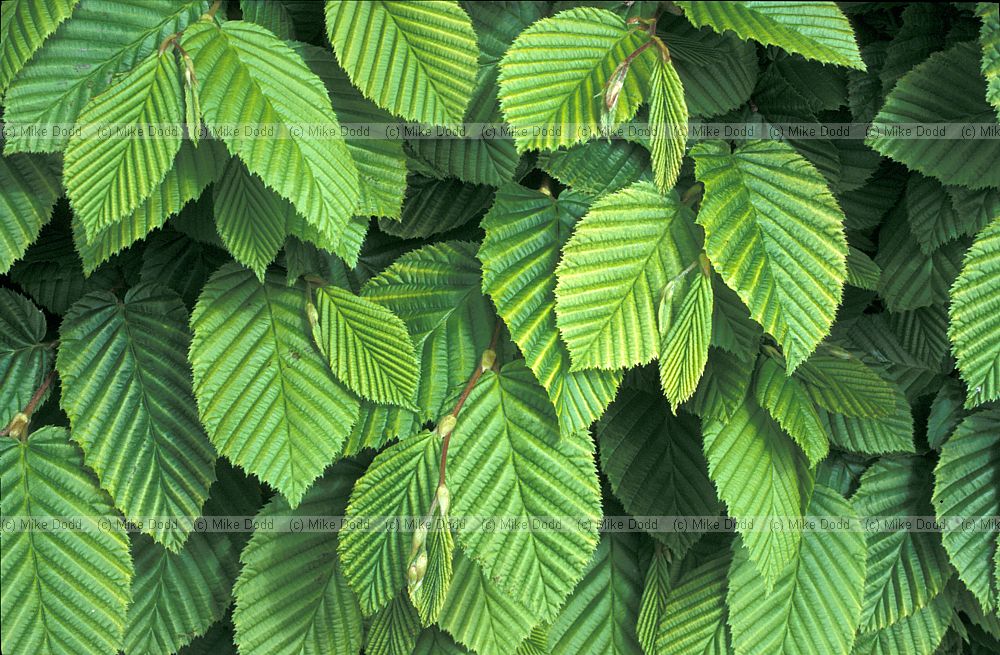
xmin=851 ymin=587 xmax=954 ymax=655
xmin=655 ymin=545 xmax=732 ymax=654
xmin=702 ymin=396 xmax=814 ymax=588
xmin=0 ymin=289 xmax=53 ymax=428
xmin=754 ymin=354 xmax=829 ymax=467
xmin=3 ymin=0 xmax=206 ymax=153
xmin=64 ymin=52 xmax=182 ymax=236
xmin=727 ymin=485 xmax=866 ymax=655
xmin=0 ymin=0 xmax=79 ymax=94
xmin=498 ymin=7 xmax=657 ymax=151
xmin=978 ymin=2 xmax=1000 ymax=120
xmin=0 ymin=153 xmax=62 ymax=274
xmin=555 ymin=180 xmax=700 ymax=371
xmin=189 ymin=264 xmax=360 ymax=507
xmin=366 ymin=595 xmax=421 ymax=655
xmin=58 ymin=284 xmax=216 ymax=550
xmin=691 ymin=140 xmax=848 ymax=372
xmin=233 ymin=460 xmax=366 ymax=655
xmin=408 ymin=513 xmax=454 ymax=626
xmin=674 ymin=1 xmax=865 ymax=70
xmin=867 ymin=41 xmax=1000 ymax=189
xmin=313 ymin=285 xmax=420 ymax=408
xmin=325 ymin=0 xmax=479 ymax=125
xmin=648 ymin=56 xmax=688 ymax=193
xmin=932 ymin=409 xmax=1000 ymax=613
xmin=948 ymin=216 xmax=1000 ymax=408
xmin=0 ymin=427 xmax=133 ymax=655
xmin=658 ymin=266 xmax=713 ymax=410
xmin=794 ymin=348 xmax=895 ymax=419
xmin=479 ymin=184 xmax=621 ymax=433
xmin=182 ymin=20 xmax=360 ymax=259
xmin=339 ymin=431 xmax=440 ymax=615
xmin=636 ymin=545 xmax=670 ymax=654
xmin=450 ymin=361 xmax=602 ymax=620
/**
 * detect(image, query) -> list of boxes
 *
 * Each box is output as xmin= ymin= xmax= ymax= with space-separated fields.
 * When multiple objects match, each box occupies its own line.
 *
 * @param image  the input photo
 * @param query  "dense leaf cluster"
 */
xmin=1 ymin=1 xmax=999 ymax=655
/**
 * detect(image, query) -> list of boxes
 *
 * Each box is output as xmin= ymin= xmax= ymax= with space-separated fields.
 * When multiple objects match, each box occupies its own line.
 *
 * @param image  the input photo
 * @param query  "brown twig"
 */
xmin=1 ymin=370 xmax=56 ymax=440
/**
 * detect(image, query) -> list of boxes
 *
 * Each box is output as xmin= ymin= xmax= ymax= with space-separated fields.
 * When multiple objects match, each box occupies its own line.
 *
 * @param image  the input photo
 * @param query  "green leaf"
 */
xmin=241 ymin=0 xmax=295 ymax=39
xmin=867 ymin=41 xmax=1000 ymax=189
xmin=978 ymin=2 xmax=1000 ymax=120
xmin=905 ymin=174 xmax=986 ymax=256
xmin=727 ymin=485 xmax=866 ymax=655
xmin=655 ymin=546 xmax=732 ymax=654
xmin=686 ymin=346 xmax=754 ymax=422
xmin=450 ymin=361 xmax=602 ymax=620
xmin=64 ymin=52 xmax=182 ymax=236
xmin=674 ymin=1 xmax=865 ymax=70
xmin=538 ymin=139 xmax=652 ymax=197
xmin=3 ymin=0 xmax=206 ymax=153
xmin=852 ymin=587 xmax=953 ymax=655
xmin=596 ymin=387 xmax=719 ymax=558
xmin=125 ymin=463 xmax=261 ymax=655
xmin=753 ymin=354 xmax=829 ymax=467
xmin=182 ymin=20 xmax=360 ymax=259
xmin=0 ymin=153 xmax=62 ymax=274
xmin=691 ymin=140 xmax=848 ymax=372
xmin=932 ymin=409 xmax=1000 ymax=613
xmin=293 ymin=42 xmax=407 ymax=219
xmin=0 ymin=426 xmax=133 ymax=655
xmin=636 ymin=545 xmax=670 ymax=654
xmin=380 ymin=175 xmax=494 ymax=240
xmin=852 ymin=456 xmax=953 ymax=631
xmin=547 ymin=532 xmax=645 ymax=655
xmin=498 ymin=7 xmax=656 ymax=151
xmin=658 ymin=267 xmax=713 ymax=410
xmin=367 ymin=595 xmax=420 ymax=655
xmin=648 ymin=57 xmax=688 ymax=193
xmin=408 ymin=513 xmax=453 ymax=626
xmin=313 ymin=285 xmax=419 ymax=408
xmin=362 ymin=242 xmax=495 ymax=423
xmin=949 ymin=216 xmax=1000 ymax=408
xmin=0 ymin=0 xmax=79 ymax=95
xmin=0 ymin=289 xmax=53 ymax=428
xmin=794 ymin=347 xmax=896 ymax=419
xmin=57 ymin=284 xmax=216 ymax=549
xmin=846 ymin=247 xmax=881 ymax=291
xmin=555 ymin=180 xmax=700 ymax=371
xmin=325 ymin=0 xmax=479 ymax=125
xmin=233 ymin=460 xmax=366 ymax=655
xmin=413 ymin=627 xmax=470 ymax=655
xmin=818 ymin=384 xmax=915 ymax=456
xmin=189 ymin=264 xmax=359 ymax=507
xmin=438 ymin=550 xmax=539 ymax=655
xmin=479 ymin=184 xmax=621 ymax=433
xmin=702 ymin=397 xmax=813 ymax=588
xmin=339 ymin=431 xmax=440 ymax=615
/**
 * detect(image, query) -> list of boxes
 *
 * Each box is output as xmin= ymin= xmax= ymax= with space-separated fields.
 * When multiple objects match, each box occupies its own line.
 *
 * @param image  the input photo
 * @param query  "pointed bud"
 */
xmin=436 ymin=484 xmax=451 ymax=516
xmin=480 ymin=348 xmax=496 ymax=372
xmin=305 ymin=302 xmax=319 ymax=329
xmin=7 ymin=412 xmax=29 ymax=440
xmin=437 ymin=414 xmax=457 ymax=438
xmin=407 ymin=550 xmax=428 ymax=586
xmin=410 ymin=521 xmax=428 ymax=556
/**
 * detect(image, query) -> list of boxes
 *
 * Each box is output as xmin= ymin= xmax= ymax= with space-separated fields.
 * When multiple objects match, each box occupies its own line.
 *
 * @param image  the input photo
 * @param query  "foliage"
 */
xmin=1 ymin=2 xmax=999 ymax=655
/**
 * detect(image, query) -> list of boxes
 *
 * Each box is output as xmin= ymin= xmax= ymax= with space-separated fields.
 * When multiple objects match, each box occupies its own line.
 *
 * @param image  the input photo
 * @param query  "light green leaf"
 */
xmin=555 ymin=180 xmax=700 ymax=371
xmin=325 ymin=0 xmax=478 ymax=125
xmin=978 ymin=2 xmax=1000 ymax=119
xmin=794 ymin=347 xmax=896 ymax=418
xmin=366 ymin=595 xmax=421 ymax=655
xmin=0 ymin=153 xmax=62 ymax=274
xmin=852 ymin=456 xmax=952 ymax=631
xmin=867 ymin=41 xmax=1000 ymax=189
xmin=339 ymin=431 xmax=440 ymax=616
xmin=450 ymin=361 xmax=602 ymax=620
xmin=498 ymin=7 xmax=656 ymax=151
xmin=125 ymin=463 xmax=260 ymax=655
xmin=648 ymin=57 xmax=688 ymax=193
xmin=313 ymin=285 xmax=419 ymax=408
xmin=674 ymin=1 xmax=865 ymax=70
xmin=479 ymin=184 xmax=621 ymax=433
xmin=190 ymin=264 xmax=359 ymax=507
xmin=0 ymin=289 xmax=53 ymax=428
xmin=438 ymin=551 xmax=539 ymax=655
xmin=636 ymin=545 xmax=670 ymax=655
xmin=691 ymin=140 xmax=848 ymax=372
xmin=702 ymin=397 xmax=813 ymax=588
xmin=362 ymin=242 xmax=495 ymax=423
xmin=655 ymin=546 xmax=732 ymax=654
xmin=182 ymin=20 xmax=360 ymax=259
xmin=597 ymin=387 xmax=719 ymax=559
xmin=754 ymin=354 xmax=829 ymax=467
xmin=0 ymin=0 xmax=79 ymax=94
xmin=73 ymin=140 xmax=228 ymax=274
xmin=933 ymin=409 xmax=1000 ymax=613
xmin=949 ymin=216 xmax=1000 ymax=408
xmin=0 ymin=427 xmax=133 ymax=655
xmin=64 ymin=52 xmax=182 ymax=236
xmin=233 ymin=460 xmax=365 ymax=655
xmin=548 ymin=532 xmax=645 ymax=655
xmin=3 ymin=0 xmax=206 ymax=153
xmin=57 ymin=284 xmax=216 ymax=549
xmin=727 ymin=485 xmax=866 ymax=655
xmin=658 ymin=266 xmax=713 ymax=410
xmin=408 ymin=513 xmax=453 ymax=626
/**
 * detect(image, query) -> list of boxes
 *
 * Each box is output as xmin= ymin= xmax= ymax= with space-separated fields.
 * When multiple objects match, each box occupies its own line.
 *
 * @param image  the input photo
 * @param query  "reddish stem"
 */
xmin=1 ymin=370 xmax=56 ymax=439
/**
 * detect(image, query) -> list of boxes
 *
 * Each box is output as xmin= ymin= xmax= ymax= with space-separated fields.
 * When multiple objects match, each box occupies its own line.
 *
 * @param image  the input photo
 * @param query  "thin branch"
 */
xmin=1 ymin=370 xmax=56 ymax=440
